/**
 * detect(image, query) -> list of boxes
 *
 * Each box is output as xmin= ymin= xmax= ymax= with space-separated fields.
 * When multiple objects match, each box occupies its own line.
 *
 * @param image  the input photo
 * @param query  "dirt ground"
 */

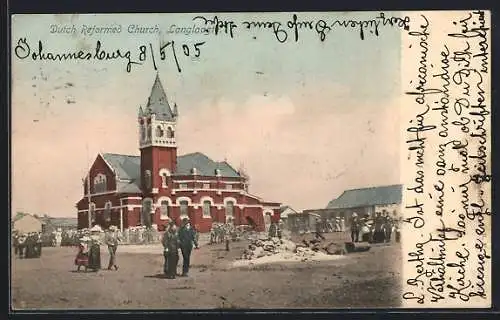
xmin=11 ymin=233 xmax=402 ymax=310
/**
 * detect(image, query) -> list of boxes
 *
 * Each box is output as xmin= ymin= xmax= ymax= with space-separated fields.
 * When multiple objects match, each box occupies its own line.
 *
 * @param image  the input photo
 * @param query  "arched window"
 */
xmin=166 ymin=127 xmax=174 ymax=138
xmin=179 ymin=200 xmax=189 ymax=219
xmin=93 ymin=174 xmax=107 ymax=193
xmin=160 ymin=200 xmax=169 ymax=220
xmin=146 ymin=124 xmax=152 ymax=141
xmin=142 ymin=198 xmax=153 ymax=227
xmin=203 ymin=200 xmax=211 ymax=218
xmin=225 ymin=201 xmax=234 ymax=218
xmin=156 ymin=125 xmax=164 ymax=137
xmin=89 ymin=203 xmax=96 ymax=222
xmin=159 ymin=169 xmax=170 ymax=188
xmin=144 ymin=170 xmax=152 ymax=189
xmin=141 ymin=125 xmax=146 ymax=141
xmin=104 ymin=201 xmax=112 ymax=221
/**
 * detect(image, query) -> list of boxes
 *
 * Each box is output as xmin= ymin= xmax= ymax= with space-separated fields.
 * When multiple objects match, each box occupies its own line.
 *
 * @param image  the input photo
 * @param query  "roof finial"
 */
xmin=172 ymin=103 xmax=178 ymax=117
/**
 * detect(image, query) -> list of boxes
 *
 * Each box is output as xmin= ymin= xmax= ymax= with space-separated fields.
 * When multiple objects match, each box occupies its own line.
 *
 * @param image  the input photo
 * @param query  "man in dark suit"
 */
xmin=178 ymin=218 xmax=198 ymax=277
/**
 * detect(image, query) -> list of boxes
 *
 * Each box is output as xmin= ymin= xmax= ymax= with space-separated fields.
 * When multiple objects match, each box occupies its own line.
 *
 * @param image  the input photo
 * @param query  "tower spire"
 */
xmin=144 ymin=74 xmax=176 ymax=121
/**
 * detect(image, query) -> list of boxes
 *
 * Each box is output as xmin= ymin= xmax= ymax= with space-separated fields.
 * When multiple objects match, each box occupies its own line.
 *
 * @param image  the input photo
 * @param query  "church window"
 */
xmin=180 ymin=200 xmax=189 ymax=219
xmin=203 ymin=200 xmax=211 ymax=218
xmin=159 ymin=169 xmax=170 ymax=188
xmin=141 ymin=198 xmax=153 ymax=226
xmin=161 ymin=173 xmax=168 ymax=188
xmin=141 ymin=125 xmax=146 ymax=141
xmin=144 ymin=170 xmax=152 ymax=189
xmin=146 ymin=124 xmax=152 ymax=141
xmin=89 ymin=203 xmax=96 ymax=222
xmin=226 ymin=184 xmax=233 ymax=190
xmin=160 ymin=201 xmax=169 ymax=220
xmin=156 ymin=125 xmax=164 ymax=137
xmin=167 ymin=127 xmax=174 ymax=138
xmin=203 ymin=183 xmax=210 ymax=189
xmin=225 ymin=201 xmax=234 ymax=218
xmin=179 ymin=183 xmax=188 ymax=189
xmin=104 ymin=201 xmax=112 ymax=221
xmin=93 ymin=174 xmax=107 ymax=193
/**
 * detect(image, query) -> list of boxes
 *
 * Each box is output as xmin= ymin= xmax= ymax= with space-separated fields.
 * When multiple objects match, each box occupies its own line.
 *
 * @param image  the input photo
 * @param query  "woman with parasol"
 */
xmin=87 ymin=225 xmax=103 ymax=272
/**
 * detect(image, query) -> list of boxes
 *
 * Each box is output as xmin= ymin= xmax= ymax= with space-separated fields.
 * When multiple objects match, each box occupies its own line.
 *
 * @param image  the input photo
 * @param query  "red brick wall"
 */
xmin=127 ymin=207 xmax=141 ymax=227
xmin=82 ymin=155 xmax=117 ymax=195
xmin=141 ymin=146 xmax=177 ymax=191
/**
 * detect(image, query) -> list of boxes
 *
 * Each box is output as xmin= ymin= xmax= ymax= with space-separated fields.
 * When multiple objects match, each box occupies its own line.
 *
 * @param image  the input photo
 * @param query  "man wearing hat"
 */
xmin=350 ymin=212 xmax=360 ymax=243
xmin=162 ymin=219 xmax=179 ymax=279
xmin=105 ymin=225 xmax=122 ymax=270
xmin=178 ymin=218 xmax=198 ymax=277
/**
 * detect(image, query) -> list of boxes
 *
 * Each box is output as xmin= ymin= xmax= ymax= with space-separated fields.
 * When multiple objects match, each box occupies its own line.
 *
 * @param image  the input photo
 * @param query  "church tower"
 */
xmin=138 ymin=74 xmax=178 ymax=195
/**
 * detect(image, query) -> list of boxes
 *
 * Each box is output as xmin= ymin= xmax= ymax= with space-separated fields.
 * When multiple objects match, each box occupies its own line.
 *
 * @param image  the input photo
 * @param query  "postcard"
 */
xmin=10 ymin=11 xmax=491 ymax=310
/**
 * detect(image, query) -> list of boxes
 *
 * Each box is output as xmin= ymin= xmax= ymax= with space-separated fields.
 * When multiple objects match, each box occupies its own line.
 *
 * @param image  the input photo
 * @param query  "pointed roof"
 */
xmin=143 ymin=74 xmax=176 ymax=121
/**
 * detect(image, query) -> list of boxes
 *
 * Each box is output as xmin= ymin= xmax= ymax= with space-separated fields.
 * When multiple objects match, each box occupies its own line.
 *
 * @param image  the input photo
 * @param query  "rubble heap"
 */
xmin=240 ymin=237 xmax=345 ymax=261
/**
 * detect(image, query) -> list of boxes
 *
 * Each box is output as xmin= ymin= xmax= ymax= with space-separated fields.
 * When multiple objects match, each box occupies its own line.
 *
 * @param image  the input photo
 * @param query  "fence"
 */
xmin=119 ymin=228 xmax=162 ymax=245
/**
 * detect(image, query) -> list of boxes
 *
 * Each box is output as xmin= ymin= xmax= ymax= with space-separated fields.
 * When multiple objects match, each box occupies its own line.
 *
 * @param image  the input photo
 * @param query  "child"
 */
xmin=74 ymin=238 xmax=90 ymax=272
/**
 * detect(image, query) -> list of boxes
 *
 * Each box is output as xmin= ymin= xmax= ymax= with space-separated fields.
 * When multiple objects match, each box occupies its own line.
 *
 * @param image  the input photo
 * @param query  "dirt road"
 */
xmin=11 ymin=234 xmax=402 ymax=310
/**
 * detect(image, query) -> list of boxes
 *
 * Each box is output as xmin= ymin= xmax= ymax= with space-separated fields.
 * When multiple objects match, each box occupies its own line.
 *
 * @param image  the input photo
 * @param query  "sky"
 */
xmin=11 ymin=12 xmax=403 ymax=217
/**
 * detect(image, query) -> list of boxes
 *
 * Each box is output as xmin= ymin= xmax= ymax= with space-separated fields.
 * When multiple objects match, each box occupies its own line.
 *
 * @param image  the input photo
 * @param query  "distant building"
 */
xmin=279 ymin=205 xmax=297 ymax=229
xmin=12 ymin=213 xmax=43 ymax=234
xmin=279 ymin=205 xmax=298 ymax=220
xmin=286 ymin=211 xmax=315 ymax=233
xmin=304 ymin=184 xmax=403 ymax=221
xmin=40 ymin=216 xmax=78 ymax=234
xmin=76 ymin=75 xmax=281 ymax=233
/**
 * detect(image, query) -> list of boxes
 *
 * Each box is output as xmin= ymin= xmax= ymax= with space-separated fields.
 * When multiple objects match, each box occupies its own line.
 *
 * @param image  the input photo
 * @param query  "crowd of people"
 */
xmin=12 ymin=231 xmax=43 ymax=259
xmin=350 ymin=211 xmax=400 ymax=244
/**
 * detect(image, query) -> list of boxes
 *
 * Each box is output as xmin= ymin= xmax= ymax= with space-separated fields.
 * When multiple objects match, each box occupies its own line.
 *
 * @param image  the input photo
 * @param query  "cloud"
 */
xmin=11 ymin=81 xmax=401 ymax=217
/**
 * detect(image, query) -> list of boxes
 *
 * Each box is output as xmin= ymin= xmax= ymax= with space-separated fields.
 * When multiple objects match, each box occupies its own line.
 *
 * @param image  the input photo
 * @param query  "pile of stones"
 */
xmin=240 ymin=237 xmax=327 ymax=260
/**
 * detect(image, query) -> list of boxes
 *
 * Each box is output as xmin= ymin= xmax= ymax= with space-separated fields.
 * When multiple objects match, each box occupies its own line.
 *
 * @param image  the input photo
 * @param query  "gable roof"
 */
xmin=280 ymin=205 xmax=297 ymax=214
xmin=326 ymin=184 xmax=402 ymax=209
xmin=102 ymin=153 xmax=141 ymax=181
xmin=175 ymin=152 xmax=240 ymax=178
xmin=99 ymin=152 xmax=241 ymax=193
xmin=142 ymin=74 xmax=177 ymax=121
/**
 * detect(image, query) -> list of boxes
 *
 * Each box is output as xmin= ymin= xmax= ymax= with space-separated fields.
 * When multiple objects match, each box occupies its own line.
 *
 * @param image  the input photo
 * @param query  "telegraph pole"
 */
xmin=86 ymin=144 xmax=92 ymax=228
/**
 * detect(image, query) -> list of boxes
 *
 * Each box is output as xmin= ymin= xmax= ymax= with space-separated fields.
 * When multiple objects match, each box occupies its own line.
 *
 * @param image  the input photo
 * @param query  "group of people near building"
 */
xmin=350 ymin=211 xmax=399 ymax=244
xmin=12 ymin=231 xmax=43 ymax=259
xmin=209 ymin=222 xmax=233 ymax=245
xmin=74 ymin=225 xmax=123 ymax=272
xmin=161 ymin=217 xmax=199 ymax=279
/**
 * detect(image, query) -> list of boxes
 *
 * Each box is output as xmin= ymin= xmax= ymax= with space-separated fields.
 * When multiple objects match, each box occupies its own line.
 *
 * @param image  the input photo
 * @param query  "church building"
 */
xmin=76 ymin=75 xmax=281 ymax=233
